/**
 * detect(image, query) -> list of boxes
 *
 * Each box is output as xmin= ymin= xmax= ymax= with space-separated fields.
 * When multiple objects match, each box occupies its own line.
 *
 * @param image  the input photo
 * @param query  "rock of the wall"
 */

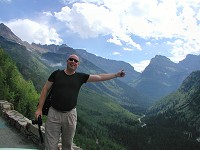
xmin=0 ymin=100 xmax=82 ymax=150
xmin=0 ymin=100 xmax=45 ymax=148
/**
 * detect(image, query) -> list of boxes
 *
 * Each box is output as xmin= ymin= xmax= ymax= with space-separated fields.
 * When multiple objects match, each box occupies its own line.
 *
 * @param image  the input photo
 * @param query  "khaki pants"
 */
xmin=45 ymin=107 xmax=77 ymax=150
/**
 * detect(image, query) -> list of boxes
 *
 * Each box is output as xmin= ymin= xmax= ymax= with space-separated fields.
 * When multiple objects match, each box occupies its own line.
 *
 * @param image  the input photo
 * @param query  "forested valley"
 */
xmin=1 ymin=47 xmax=200 ymax=150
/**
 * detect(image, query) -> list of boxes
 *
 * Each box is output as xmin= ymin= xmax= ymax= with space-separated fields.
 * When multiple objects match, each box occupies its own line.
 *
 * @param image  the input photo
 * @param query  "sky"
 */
xmin=0 ymin=0 xmax=200 ymax=72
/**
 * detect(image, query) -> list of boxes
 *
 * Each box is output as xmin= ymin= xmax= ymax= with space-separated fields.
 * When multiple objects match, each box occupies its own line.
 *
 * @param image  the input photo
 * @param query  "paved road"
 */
xmin=0 ymin=116 xmax=41 ymax=149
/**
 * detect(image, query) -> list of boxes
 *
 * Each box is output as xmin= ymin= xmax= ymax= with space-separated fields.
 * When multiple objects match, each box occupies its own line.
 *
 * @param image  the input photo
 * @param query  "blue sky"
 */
xmin=0 ymin=0 xmax=200 ymax=72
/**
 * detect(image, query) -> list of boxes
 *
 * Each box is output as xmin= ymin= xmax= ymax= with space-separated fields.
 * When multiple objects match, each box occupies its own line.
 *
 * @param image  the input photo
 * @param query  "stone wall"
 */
xmin=0 ymin=100 xmax=82 ymax=150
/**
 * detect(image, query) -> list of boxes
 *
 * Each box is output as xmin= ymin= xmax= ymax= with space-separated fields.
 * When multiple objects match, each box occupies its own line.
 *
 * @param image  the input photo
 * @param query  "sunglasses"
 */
xmin=68 ymin=57 xmax=79 ymax=63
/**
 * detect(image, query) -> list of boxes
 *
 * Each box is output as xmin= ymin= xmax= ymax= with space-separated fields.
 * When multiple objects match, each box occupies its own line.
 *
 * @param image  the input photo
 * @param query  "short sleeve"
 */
xmin=75 ymin=72 xmax=89 ymax=83
xmin=48 ymin=70 xmax=60 ymax=82
xmin=83 ymin=73 xmax=90 ymax=83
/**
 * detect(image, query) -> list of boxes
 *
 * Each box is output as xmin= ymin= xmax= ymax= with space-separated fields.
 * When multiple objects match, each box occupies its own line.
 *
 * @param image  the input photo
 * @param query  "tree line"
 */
xmin=0 ymin=48 xmax=39 ymax=118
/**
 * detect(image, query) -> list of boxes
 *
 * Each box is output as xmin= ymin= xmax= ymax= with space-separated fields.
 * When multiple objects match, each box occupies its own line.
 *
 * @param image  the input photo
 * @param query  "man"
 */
xmin=35 ymin=54 xmax=125 ymax=150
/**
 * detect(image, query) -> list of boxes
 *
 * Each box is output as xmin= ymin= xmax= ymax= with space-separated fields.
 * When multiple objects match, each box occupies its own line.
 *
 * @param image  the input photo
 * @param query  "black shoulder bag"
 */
xmin=42 ymin=69 xmax=60 ymax=116
xmin=42 ymin=87 xmax=53 ymax=116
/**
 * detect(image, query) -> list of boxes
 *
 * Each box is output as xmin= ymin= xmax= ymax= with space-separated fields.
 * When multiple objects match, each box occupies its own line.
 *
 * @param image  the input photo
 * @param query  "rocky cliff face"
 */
xmin=131 ymin=55 xmax=199 ymax=101
xmin=0 ymin=23 xmax=23 ymax=44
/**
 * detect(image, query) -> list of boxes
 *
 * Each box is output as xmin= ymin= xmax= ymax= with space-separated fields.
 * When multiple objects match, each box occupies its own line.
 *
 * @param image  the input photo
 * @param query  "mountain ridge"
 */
xmin=131 ymin=54 xmax=200 ymax=101
xmin=0 ymin=23 xmax=23 ymax=44
xmin=1 ymin=22 xmax=200 ymax=105
xmin=147 ymin=70 xmax=200 ymax=132
xmin=0 ymin=23 xmax=151 ymax=113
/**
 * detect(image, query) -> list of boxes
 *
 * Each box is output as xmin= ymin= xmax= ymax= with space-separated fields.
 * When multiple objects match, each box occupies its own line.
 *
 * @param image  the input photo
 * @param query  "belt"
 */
xmin=51 ymin=106 xmax=76 ymax=113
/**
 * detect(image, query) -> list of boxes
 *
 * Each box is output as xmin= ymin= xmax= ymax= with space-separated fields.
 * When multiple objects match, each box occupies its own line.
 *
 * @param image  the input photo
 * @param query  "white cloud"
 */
xmin=5 ymin=19 xmax=63 ymax=45
xmin=112 ymin=52 xmax=120 ymax=55
xmin=60 ymin=0 xmax=79 ymax=4
xmin=146 ymin=42 xmax=151 ymax=45
xmin=61 ymin=0 xmax=103 ymax=5
xmin=0 ymin=0 xmax=11 ymax=3
xmin=54 ymin=2 xmax=141 ymax=50
xmin=50 ymin=63 xmax=62 ymax=67
xmin=43 ymin=11 xmax=53 ymax=17
xmin=54 ymin=0 xmax=200 ymax=62
xmin=107 ymin=36 xmax=122 ymax=46
xmin=131 ymin=60 xmax=150 ymax=72
xmin=168 ymin=38 xmax=200 ymax=62
xmin=54 ymin=4 xmax=113 ymax=38
xmin=123 ymin=47 xmax=133 ymax=51
xmin=2 ymin=0 xmax=200 ymax=65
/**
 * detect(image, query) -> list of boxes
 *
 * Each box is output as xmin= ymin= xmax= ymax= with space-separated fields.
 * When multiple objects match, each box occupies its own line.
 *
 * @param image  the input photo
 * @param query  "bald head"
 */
xmin=68 ymin=54 xmax=79 ymax=62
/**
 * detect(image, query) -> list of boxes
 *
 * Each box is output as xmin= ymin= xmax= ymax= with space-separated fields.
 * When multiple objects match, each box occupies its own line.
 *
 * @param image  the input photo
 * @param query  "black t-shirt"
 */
xmin=48 ymin=70 xmax=89 ymax=111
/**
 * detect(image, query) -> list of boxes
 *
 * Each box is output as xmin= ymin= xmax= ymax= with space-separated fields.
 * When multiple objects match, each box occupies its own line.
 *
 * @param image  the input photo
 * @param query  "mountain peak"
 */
xmin=0 ymin=23 xmax=11 ymax=32
xmin=178 ymin=54 xmax=200 ymax=72
xmin=152 ymin=55 xmax=171 ymax=63
xmin=143 ymin=55 xmax=176 ymax=70
xmin=0 ymin=23 xmax=22 ymax=44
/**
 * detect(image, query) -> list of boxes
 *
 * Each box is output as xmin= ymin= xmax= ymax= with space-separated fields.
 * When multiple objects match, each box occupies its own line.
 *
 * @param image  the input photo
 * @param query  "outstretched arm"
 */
xmin=87 ymin=70 xmax=125 ymax=82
